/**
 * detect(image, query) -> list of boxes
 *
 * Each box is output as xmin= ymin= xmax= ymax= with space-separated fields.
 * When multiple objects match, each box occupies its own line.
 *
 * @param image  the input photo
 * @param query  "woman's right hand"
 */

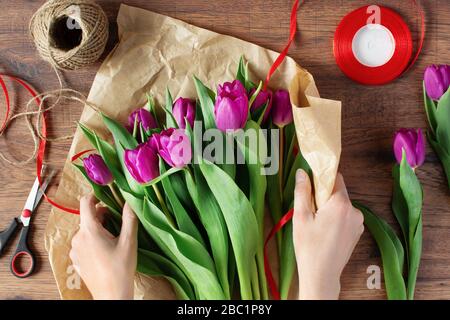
xmin=293 ymin=170 xmax=364 ymax=300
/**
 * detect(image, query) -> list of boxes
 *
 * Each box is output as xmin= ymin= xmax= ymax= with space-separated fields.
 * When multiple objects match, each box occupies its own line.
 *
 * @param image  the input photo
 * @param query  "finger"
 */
xmin=119 ymin=203 xmax=138 ymax=248
xmin=79 ymin=194 xmax=100 ymax=228
xmin=294 ymin=169 xmax=313 ymax=221
xmin=332 ymin=173 xmax=349 ymax=199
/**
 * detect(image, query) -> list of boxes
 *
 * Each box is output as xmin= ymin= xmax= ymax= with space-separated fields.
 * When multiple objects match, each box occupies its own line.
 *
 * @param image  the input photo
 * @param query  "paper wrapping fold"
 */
xmin=44 ymin=4 xmax=341 ymax=299
xmin=290 ymin=70 xmax=341 ymax=208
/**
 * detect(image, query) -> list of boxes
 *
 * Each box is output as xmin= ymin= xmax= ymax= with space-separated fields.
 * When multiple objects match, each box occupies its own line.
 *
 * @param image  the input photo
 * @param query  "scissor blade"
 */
xmin=23 ymin=177 xmax=41 ymax=212
xmin=32 ymin=169 xmax=56 ymax=211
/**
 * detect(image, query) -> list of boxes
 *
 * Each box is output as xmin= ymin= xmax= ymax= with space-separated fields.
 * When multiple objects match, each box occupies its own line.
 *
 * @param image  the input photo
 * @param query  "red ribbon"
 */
xmin=264 ymin=208 xmax=294 ymax=300
xmin=262 ymin=0 xmax=303 ymax=300
xmin=0 ymin=74 xmax=81 ymax=214
xmin=333 ymin=1 xmax=425 ymax=85
xmin=263 ymin=0 xmax=302 ymax=91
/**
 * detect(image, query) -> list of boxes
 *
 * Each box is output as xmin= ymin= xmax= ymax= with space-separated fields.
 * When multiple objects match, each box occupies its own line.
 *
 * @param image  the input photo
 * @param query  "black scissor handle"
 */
xmin=0 ymin=218 xmax=19 ymax=256
xmin=10 ymin=225 xmax=35 ymax=278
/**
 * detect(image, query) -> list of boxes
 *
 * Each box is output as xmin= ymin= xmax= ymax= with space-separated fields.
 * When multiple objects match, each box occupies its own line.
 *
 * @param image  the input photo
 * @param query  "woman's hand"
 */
xmin=293 ymin=170 xmax=364 ymax=300
xmin=70 ymin=194 xmax=138 ymax=300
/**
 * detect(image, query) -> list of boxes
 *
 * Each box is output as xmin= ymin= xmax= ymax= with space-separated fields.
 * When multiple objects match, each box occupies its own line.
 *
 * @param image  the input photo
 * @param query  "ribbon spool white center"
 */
xmin=352 ymin=24 xmax=396 ymax=67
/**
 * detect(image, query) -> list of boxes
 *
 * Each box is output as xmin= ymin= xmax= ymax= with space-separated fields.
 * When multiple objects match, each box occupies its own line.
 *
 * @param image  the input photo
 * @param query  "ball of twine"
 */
xmin=29 ymin=0 xmax=109 ymax=70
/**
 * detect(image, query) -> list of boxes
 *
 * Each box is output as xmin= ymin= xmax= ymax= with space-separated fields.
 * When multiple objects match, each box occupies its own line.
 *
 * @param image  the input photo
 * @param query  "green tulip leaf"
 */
xmin=279 ymin=221 xmax=296 ymax=300
xmin=435 ymin=88 xmax=450 ymax=151
xmin=123 ymin=191 xmax=225 ymax=299
xmin=353 ymin=202 xmax=407 ymax=300
xmin=392 ymin=164 xmax=409 ymax=243
xmin=185 ymin=168 xmax=230 ymax=299
xmin=236 ymin=56 xmax=256 ymax=91
xmin=165 ymin=88 xmax=178 ymax=129
xmin=137 ymin=249 xmax=195 ymax=300
xmin=160 ymin=160 xmax=205 ymax=247
xmin=248 ymin=81 xmax=263 ymax=109
xmin=423 ymin=82 xmax=437 ymax=138
xmin=427 ymin=133 xmax=450 ymax=188
xmin=398 ymin=152 xmax=423 ymax=300
xmin=101 ymin=113 xmax=138 ymax=149
xmin=199 ymin=159 xmax=258 ymax=300
xmin=146 ymin=93 xmax=161 ymax=127
xmin=193 ymin=76 xmax=216 ymax=130
xmin=235 ymin=120 xmax=268 ymax=299
xmin=169 ymin=171 xmax=194 ymax=211
xmin=141 ymin=167 xmax=183 ymax=187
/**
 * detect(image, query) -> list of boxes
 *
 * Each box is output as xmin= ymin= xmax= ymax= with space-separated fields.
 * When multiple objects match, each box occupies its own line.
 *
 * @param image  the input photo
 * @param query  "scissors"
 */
xmin=0 ymin=166 xmax=55 ymax=278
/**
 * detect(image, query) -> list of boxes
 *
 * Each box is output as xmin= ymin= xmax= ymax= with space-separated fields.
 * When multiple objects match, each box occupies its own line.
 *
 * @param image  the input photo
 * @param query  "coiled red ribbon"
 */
xmin=333 ymin=1 xmax=424 ymax=85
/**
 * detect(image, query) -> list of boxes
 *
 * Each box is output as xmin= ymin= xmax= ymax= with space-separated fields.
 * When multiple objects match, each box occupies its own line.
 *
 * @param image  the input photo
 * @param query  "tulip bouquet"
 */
xmin=423 ymin=65 xmax=450 ymax=189
xmin=73 ymin=57 xmax=309 ymax=300
xmin=355 ymin=128 xmax=425 ymax=300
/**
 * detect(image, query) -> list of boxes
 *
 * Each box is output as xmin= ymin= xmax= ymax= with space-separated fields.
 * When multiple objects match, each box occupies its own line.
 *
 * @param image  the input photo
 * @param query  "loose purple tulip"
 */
xmin=214 ymin=80 xmax=249 ymax=132
xmin=173 ymin=98 xmax=195 ymax=129
xmin=150 ymin=128 xmax=192 ymax=168
xmin=393 ymin=128 xmax=426 ymax=168
xmin=128 ymin=107 xmax=157 ymax=132
xmin=82 ymin=154 xmax=113 ymax=186
xmin=271 ymin=90 xmax=293 ymax=127
xmin=124 ymin=142 xmax=159 ymax=184
xmin=424 ymin=65 xmax=450 ymax=101
xmin=250 ymin=88 xmax=273 ymax=122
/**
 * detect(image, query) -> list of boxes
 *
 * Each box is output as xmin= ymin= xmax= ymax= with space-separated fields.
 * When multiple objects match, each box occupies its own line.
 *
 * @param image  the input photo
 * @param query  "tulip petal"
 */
xmin=424 ymin=65 xmax=446 ymax=100
xmin=394 ymin=129 xmax=417 ymax=167
xmin=215 ymin=97 xmax=245 ymax=131
xmin=415 ymin=129 xmax=426 ymax=167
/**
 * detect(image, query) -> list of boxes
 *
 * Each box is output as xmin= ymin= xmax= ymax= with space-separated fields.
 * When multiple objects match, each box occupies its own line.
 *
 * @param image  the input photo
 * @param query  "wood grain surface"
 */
xmin=0 ymin=0 xmax=449 ymax=300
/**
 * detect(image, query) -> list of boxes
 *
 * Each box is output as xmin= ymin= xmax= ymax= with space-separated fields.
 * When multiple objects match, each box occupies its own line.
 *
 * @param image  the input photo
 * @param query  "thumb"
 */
xmin=119 ymin=202 xmax=138 ymax=248
xmin=294 ymin=169 xmax=313 ymax=221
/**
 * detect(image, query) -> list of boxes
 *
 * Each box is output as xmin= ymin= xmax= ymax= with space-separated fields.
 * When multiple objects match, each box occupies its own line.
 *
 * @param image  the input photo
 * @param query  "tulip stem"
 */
xmin=279 ymin=126 xmax=284 ymax=194
xmin=108 ymin=183 xmax=124 ymax=208
xmin=152 ymin=184 xmax=176 ymax=227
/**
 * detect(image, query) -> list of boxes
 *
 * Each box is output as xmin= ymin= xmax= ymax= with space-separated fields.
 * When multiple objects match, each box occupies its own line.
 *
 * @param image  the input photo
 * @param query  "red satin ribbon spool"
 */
xmin=334 ymin=4 xmax=423 ymax=85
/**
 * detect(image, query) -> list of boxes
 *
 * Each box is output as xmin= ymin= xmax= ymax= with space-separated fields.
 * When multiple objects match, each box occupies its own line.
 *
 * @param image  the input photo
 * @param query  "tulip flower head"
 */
xmin=151 ymin=128 xmax=192 ymax=168
xmin=250 ymin=88 xmax=273 ymax=122
xmin=124 ymin=142 xmax=160 ymax=184
xmin=82 ymin=154 xmax=113 ymax=186
xmin=173 ymin=98 xmax=195 ymax=129
xmin=128 ymin=107 xmax=157 ymax=132
xmin=271 ymin=89 xmax=293 ymax=127
xmin=424 ymin=65 xmax=450 ymax=101
xmin=393 ymin=128 xmax=426 ymax=168
xmin=214 ymin=80 xmax=249 ymax=132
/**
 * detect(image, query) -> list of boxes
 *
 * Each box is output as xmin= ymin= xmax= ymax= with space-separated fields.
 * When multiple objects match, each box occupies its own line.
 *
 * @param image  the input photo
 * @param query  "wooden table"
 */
xmin=0 ymin=0 xmax=449 ymax=300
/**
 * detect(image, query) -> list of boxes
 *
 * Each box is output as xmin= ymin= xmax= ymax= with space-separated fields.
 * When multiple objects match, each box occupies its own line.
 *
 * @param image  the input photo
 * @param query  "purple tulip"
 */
xmin=250 ymin=88 xmax=273 ymax=122
xmin=214 ymin=80 xmax=249 ymax=132
xmin=82 ymin=154 xmax=113 ymax=186
xmin=271 ymin=89 xmax=293 ymax=127
xmin=128 ymin=108 xmax=157 ymax=132
xmin=150 ymin=128 xmax=192 ymax=168
xmin=424 ymin=65 xmax=450 ymax=101
xmin=124 ymin=142 xmax=159 ymax=184
xmin=393 ymin=128 xmax=426 ymax=168
xmin=173 ymin=98 xmax=195 ymax=129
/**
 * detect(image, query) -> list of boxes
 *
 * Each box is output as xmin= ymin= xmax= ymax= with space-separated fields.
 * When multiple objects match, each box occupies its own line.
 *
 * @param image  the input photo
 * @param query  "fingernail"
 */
xmin=296 ymin=169 xmax=306 ymax=182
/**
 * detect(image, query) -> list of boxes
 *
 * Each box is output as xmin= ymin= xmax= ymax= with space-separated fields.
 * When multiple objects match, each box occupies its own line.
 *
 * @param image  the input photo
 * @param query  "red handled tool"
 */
xmin=0 ymin=166 xmax=55 ymax=278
